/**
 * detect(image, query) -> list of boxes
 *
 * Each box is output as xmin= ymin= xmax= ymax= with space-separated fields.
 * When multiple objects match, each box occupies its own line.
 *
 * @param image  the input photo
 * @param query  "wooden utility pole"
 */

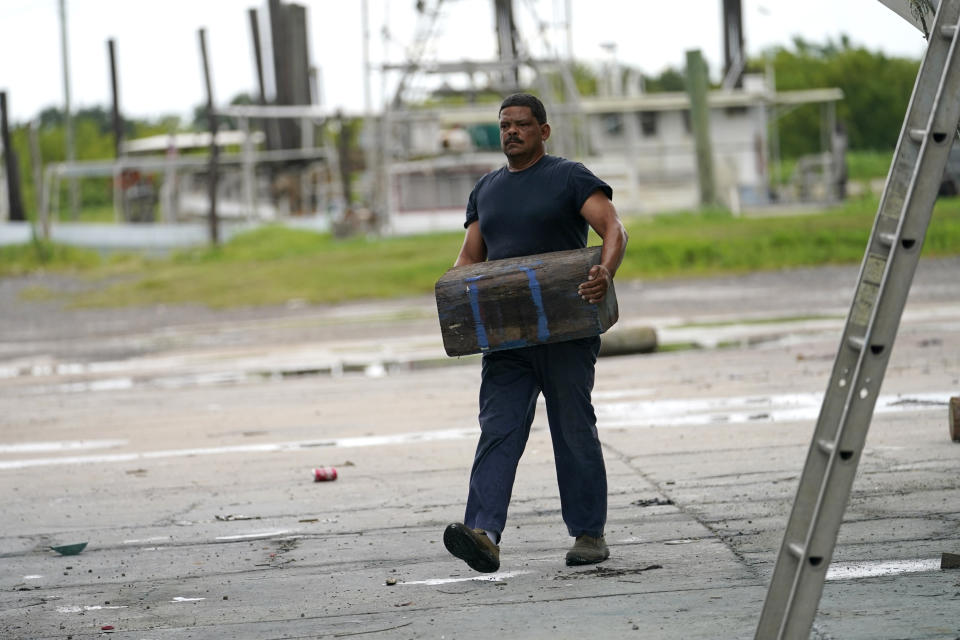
xmin=685 ymin=49 xmax=717 ymax=207
xmin=336 ymin=111 xmax=352 ymax=210
xmin=198 ymin=28 xmax=220 ymax=246
xmin=28 ymin=121 xmax=48 ymax=239
xmin=0 ymin=91 xmax=26 ymax=222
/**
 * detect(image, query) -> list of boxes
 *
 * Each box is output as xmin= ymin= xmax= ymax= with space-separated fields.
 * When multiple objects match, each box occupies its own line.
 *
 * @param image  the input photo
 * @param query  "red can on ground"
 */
xmin=313 ymin=467 xmax=338 ymax=482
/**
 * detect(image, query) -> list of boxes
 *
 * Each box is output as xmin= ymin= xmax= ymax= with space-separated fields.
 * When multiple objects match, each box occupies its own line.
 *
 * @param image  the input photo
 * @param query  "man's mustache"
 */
xmin=504 ymin=137 xmax=521 ymax=145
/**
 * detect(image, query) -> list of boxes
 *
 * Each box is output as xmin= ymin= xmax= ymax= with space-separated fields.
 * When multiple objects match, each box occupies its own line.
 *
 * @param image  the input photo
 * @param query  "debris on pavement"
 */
xmin=554 ymin=565 xmax=663 ymax=580
xmin=385 ymin=577 xmax=398 ymax=586
xmin=632 ymin=497 xmax=674 ymax=507
xmin=950 ymin=396 xmax=959 ymax=442
xmin=215 ymin=514 xmax=261 ymax=521
xmin=942 ymin=552 xmax=960 ymax=569
xmin=50 ymin=542 xmax=87 ymax=556
xmin=313 ymin=467 xmax=338 ymax=482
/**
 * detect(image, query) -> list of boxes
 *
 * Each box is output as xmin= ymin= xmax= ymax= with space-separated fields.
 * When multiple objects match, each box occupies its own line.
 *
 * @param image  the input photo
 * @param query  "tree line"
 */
xmin=2 ymin=36 xmax=921 ymax=217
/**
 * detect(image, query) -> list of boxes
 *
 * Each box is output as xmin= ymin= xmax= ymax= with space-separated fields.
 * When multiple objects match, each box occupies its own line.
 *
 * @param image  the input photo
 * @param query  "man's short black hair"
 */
xmin=499 ymin=93 xmax=547 ymax=125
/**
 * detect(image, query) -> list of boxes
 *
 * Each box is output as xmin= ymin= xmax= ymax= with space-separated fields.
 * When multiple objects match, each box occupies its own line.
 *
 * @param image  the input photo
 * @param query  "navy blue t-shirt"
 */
xmin=464 ymin=155 xmax=612 ymax=261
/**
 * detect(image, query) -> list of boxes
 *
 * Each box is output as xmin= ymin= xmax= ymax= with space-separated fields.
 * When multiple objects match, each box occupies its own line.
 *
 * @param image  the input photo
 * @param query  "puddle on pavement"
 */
xmin=597 ymin=391 xmax=955 ymax=429
xmin=5 ymin=359 xmax=437 ymax=396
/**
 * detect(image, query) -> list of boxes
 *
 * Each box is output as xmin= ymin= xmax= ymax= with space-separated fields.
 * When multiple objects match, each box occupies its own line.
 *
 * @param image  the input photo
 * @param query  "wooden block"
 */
xmin=435 ymin=246 xmax=618 ymax=357
xmin=942 ymin=551 xmax=960 ymax=569
xmin=599 ymin=326 xmax=658 ymax=357
xmin=950 ymin=396 xmax=960 ymax=442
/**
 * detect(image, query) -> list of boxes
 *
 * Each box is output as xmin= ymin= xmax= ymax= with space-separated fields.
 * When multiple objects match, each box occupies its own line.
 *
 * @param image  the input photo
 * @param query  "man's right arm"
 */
xmin=455 ymin=220 xmax=487 ymax=266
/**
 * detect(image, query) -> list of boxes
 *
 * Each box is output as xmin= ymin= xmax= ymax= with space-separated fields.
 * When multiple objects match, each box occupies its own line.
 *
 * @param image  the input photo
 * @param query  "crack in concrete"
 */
xmin=601 ymin=439 xmax=767 ymax=583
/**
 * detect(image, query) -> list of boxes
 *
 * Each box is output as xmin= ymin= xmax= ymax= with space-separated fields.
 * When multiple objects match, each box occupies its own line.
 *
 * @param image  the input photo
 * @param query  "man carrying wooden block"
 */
xmin=442 ymin=93 xmax=628 ymax=572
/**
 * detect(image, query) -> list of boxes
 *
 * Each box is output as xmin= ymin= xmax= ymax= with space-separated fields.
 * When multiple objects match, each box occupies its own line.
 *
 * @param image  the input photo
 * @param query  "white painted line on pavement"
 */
xmin=0 ymin=439 xmax=127 ymax=453
xmin=2 ymin=391 xmax=951 ymax=471
xmin=402 ymin=570 xmax=531 ymax=585
xmin=171 ymin=597 xmax=206 ymax=603
xmin=593 ymin=388 xmax=656 ymax=400
xmin=214 ymin=530 xmax=292 ymax=541
xmin=0 ymin=428 xmax=477 ymax=471
xmin=123 ymin=536 xmax=170 ymax=544
xmin=826 ymin=558 xmax=941 ymax=580
xmin=56 ymin=605 xmax=128 ymax=613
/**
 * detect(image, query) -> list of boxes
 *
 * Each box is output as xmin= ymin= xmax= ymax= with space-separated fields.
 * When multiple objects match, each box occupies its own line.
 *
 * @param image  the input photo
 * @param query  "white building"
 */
xmin=385 ymin=77 xmax=843 ymax=234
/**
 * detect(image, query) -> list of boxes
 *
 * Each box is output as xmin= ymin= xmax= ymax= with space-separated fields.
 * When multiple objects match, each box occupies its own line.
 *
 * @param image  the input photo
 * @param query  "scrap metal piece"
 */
xmin=50 ymin=542 xmax=87 ymax=556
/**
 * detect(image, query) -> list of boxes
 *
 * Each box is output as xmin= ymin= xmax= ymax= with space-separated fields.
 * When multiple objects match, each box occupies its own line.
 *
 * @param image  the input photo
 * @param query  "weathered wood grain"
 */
xmin=435 ymin=246 xmax=618 ymax=357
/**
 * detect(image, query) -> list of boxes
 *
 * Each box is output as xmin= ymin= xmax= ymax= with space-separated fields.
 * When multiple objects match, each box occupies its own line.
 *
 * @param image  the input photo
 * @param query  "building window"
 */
xmin=601 ymin=113 xmax=623 ymax=136
xmin=639 ymin=111 xmax=658 ymax=137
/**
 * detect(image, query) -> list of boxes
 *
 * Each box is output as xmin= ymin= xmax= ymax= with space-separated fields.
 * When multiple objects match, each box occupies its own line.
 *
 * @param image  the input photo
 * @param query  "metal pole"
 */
xmin=108 ymin=39 xmax=123 ymax=160
xmin=0 ymin=91 xmax=27 ymax=222
xmin=108 ymin=38 xmax=124 ymax=222
xmin=199 ymin=28 xmax=220 ymax=246
xmin=58 ymin=0 xmax=79 ymax=219
xmin=248 ymin=8 xmax=279 ymax=150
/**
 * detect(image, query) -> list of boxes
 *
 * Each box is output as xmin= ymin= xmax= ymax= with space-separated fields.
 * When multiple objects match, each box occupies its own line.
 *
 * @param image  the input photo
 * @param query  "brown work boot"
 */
xmin=443 ymin=523 xmax=500 ymax=573
xmin=565 ymin=534 xmax=609 ymax=566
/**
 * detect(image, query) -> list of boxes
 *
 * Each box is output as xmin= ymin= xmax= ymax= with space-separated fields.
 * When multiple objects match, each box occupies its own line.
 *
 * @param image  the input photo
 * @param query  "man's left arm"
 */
xmin=577 ymin=189 xmax=628 ymax=304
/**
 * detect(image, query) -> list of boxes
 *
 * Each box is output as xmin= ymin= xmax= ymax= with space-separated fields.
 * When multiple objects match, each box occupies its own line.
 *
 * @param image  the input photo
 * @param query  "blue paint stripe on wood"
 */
xmin=521 ymin=267 xmax=550 ymax=342
xmin=465 ymin=281 xmax=490 ymax=351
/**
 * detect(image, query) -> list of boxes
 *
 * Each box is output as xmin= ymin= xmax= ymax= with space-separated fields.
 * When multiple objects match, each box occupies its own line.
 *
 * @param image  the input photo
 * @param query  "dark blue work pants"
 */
xmin=464 ymin=336 xmax=607 ymax=540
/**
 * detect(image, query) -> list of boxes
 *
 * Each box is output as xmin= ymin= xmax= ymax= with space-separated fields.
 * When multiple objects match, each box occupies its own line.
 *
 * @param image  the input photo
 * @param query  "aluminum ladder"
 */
xmin=756 ymin=1 xmax=960 ymax=637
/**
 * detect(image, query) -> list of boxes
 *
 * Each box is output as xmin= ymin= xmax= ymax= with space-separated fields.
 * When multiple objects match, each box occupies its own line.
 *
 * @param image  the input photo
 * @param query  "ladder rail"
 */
xmin=756 ymin=2 xmax=960 ymax=637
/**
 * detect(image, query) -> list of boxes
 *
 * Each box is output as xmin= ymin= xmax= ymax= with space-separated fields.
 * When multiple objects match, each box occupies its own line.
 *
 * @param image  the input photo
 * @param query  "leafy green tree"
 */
xmin=644 ymin=67 xmax=686 ymax=93
xmin=193 ymin=92 xmax=256 ymax=131
xmin=758 ymin=36 xmax=919 ymax=157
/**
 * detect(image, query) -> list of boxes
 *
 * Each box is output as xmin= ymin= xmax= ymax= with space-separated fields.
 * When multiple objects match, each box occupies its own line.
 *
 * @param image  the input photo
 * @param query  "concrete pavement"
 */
xmin=1 ymin=259 xmax=959 ymax=639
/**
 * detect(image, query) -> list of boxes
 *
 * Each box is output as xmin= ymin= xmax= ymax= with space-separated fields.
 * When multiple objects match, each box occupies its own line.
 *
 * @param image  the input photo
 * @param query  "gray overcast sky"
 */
xmin=0 ymin=0 xmax=928 ymax=123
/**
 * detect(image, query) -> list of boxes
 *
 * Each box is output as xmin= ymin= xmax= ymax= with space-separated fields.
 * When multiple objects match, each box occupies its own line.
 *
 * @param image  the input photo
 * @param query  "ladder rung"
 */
xmin=909 ymin=128 xmax=927 ymax=143
xmin=878 ymin=232 xmax=897 ymax=247
xmin=941 ymin=24 xmax=958 ymax=39
xmin=847 ymin=335 xmax=865 ymax=351
xmin=788 ymin=542 xmax=805 ymax=559
xmin=817 ymin=438 xmax=835 ymax=455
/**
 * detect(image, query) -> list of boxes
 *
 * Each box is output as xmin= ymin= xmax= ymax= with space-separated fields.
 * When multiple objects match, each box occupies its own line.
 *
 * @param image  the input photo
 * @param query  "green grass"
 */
xmin=0 ymin=239 xmax=113 ymax=277
xmin=773 ymin=149 xmax=893 ymax=184
xmin=6 ymin=193 xmax=960 ymax=309
xmin=619 ymin=195 xmax=960 ymax=278
xmin=69 ymin=227 xmax=466 ymax=308
xmin=846 ymin=150 xmax=894 ymax=181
